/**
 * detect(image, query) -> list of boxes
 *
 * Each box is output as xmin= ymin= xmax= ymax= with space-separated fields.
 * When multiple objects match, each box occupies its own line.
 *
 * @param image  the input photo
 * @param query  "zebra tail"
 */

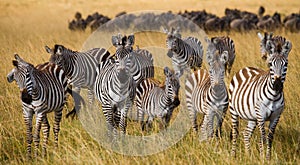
xmin=66 ymin=87 xmax=86 ymax=119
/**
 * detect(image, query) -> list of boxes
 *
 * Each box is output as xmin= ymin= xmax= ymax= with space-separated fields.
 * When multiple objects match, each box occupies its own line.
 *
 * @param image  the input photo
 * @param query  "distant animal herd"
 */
xmin=8 ymin=18 xmax=292 ymax=161
xmin=69 ymin=6 xmax=300 ymax=33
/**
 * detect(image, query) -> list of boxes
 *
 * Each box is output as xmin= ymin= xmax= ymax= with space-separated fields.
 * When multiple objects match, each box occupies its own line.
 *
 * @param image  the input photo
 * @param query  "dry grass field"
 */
xmin=0 ymin=0 xmax=300 ymax=164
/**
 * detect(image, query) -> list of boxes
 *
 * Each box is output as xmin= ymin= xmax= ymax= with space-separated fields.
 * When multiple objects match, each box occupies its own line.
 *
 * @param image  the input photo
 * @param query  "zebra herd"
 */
xmin=7 ymin=29 xmax=292 ymax=160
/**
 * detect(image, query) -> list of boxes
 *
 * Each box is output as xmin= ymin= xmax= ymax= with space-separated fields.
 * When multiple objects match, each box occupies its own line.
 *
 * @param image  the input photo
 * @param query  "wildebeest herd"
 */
xmin=69 ymin=6 xmax=300 ymax=33
xmin=7 ymin=24 xmax=292 ymax=161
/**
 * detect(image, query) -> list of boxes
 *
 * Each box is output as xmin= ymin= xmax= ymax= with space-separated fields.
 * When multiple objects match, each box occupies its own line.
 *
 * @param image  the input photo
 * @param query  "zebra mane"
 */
xmin=54 ymin=44 xmax=78 ymax=55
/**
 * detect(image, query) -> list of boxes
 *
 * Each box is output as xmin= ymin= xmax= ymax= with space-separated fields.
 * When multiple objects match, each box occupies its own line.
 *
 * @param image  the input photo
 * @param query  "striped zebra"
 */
xmin=112 ymin=33 xmax=154 ymax=86
xmin=7 ymin=54 xmax=84 ymax=158
xmin=257 ymin=32 xmax=288 ymax=60
xmin=136 ymin=67 xmax=180 ymax=131
xmin=229 ymin=37 xmax=292 ymax=160
xmin=164 ymin=27 xmax=203 ymax=77
xmin=94 ymin=36 xmax=135 ymax=138
xmin=211 ymin=36 xmax=235 ymax=76
xmin=45 ymin=44 xmax=112 ymax=117
xmin=185 ymin=38 xmax=229 ymax=140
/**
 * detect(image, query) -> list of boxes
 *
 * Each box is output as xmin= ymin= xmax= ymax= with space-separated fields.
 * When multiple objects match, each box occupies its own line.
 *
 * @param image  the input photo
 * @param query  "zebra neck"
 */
xmin=161 ymin=88 xmax=173 ymax=108
xmin=63 ymin=51 xmax=77 ymax=77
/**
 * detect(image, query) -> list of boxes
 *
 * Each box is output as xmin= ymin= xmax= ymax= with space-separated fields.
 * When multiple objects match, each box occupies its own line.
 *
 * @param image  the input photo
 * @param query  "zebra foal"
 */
xmin=229 ymin=36 xmax=292 ymax=160
xmin=136 ymin=67 xmax=180 ymax=131
xmin=185 ymin=38 xmax=229 ymax=140
xmin=7 ymin=54 xmax=83 ymax=158
xmin=164 ymin=27 xmax=203 ymax=77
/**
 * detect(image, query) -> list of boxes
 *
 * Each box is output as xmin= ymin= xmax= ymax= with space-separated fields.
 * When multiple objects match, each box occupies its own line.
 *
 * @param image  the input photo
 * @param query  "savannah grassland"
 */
xmin=1 ymin=0 xmax=300 ymax=164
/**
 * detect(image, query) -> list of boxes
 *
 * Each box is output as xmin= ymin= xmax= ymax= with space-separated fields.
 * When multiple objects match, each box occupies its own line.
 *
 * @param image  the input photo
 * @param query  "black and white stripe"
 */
xmin=7 ymin=54 xmax=83 ymax=158
xmin=136 ymin=67 xmax=180 ymax=131
xmin=164 ymin=27 xmax=203 ymax=77
xmin=45 ymin=44 xmax=112 ymax=110
xmin=229 ymin=37 xmax=292 ymax=160
xmin=112 ymin=33 xmax=154 ymax=86
xmin=185 ymin=38 xmax=229 ymax=139
xmin=94 ymin=36 xmax=136 ymax=138
xmin=211 ymin=36 xmax=235 ymax=76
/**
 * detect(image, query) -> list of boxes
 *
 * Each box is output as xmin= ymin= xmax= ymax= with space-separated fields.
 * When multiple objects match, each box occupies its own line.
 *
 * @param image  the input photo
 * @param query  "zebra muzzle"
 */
xmin=273 ymin=77 xmax=283 ymax=92
xmin=20 ymin=88 xmax=33 ymax=104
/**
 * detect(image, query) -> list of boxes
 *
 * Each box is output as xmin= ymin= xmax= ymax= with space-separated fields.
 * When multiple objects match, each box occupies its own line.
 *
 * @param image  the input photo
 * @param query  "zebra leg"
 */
xmin=33 ymin=114 xmax=43 ymax=157
xmin=189 ymin=109 xmax=198 ymax=132
xmin=230 ymin=109 xmax=239 ymax=157
xmin=257 ymin=118 xmax=266 ymax=158
xmin=137 ymin=108 xmax=145 ymax=131
xmin=207 ymin=112 xmax=214 ymax=138
xmin=102 ymin=105 xmax=114 ymax=140
xmin=146 ymin=117 xmax=154 ymax=131
xmin=41 ymin=116 xmax=50 ymax=157
xmin=53 ymin=108 xmax=63 ymax=149
xmin=119 ymin=107 xmax=129 ymax=135
xmin=88 ymin=89 xmax=95 ymax=109
xmin=23 ymin=110 xmax=33 ymax=159
xmin=215 ymin=111 xmax=225 ymax=138
xmin=243 ymin=121 xmax=257 ymax=155
xmin=267 ymin=115 xmax=281 ymax=160
xmin=200 ymin=114 xmax=209 ymax=141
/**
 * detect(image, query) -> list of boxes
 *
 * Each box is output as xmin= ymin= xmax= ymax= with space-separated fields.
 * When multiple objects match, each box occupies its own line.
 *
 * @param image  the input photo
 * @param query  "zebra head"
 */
xmin=267 ymin=39 xmax=292 ymax=92
xmin=206 ymin=38 xmax=229 ymax=88
xmin=46 ymin=45 xmax=68 ymax=69
xmin=165 ymin=27 xmax=182 ymax=55
xmin=112 ymin=33 xmax=134 ymax=59
xmin=7 ymin=54 xmax=35 ymax=104
xmin=162 ymin=67 xmax=180 ymax=124
xmin=115 ymin=55 xmax=133 ymax=84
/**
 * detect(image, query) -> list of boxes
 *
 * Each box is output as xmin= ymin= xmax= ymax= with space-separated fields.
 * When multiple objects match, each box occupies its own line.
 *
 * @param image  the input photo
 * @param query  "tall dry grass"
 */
xmin=0 ymin=0 xmax=299 ymax=164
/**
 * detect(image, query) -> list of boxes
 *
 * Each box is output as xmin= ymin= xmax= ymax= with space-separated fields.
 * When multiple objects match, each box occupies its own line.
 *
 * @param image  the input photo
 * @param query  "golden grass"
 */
xmin=1 ymin=0 xmax=300 ymax=164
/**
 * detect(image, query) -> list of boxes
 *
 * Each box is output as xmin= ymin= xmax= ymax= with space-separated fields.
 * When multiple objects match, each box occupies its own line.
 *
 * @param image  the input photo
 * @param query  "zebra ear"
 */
xmin=45 ymin=45 xmax=52 ymax=54
xmin=127 ymin=34 xmax=135 ymax=47
xmin=221 ymin=51 xmax=229 ymax=64
xmin=14 ymin=53 xmax=21 ymax=60
xmin=54 ymin=45 xmax=63 ymax=55
xmin=282 ymin=40 xmax=292 ymax=58
xmin=205 ymin=37 xmax=211 ymax=44
xmin=112 ymin=35 xmax=119 ymax=47
xmin=257 ymin=32 xmax=264 ymax=40
xmin=162 ymin=27 xmax=169 ymax=34
xmin=164 ymin=67 xmax=172 ymax=77
xmin=266 ymin=40 xmax=275 ymax=54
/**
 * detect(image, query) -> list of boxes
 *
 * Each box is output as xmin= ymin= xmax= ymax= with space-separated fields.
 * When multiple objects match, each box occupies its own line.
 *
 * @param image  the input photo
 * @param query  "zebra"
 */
xmin=229 ymin=37 xmax=292 ymax=160
xmin=7 ymin=54 xmax=84 ymax=158
xmin=45 ymin=44 xmax=112 ymax=117
xmin=164 ymin=27 xmax=203 ymax=77
xmin=136 ymin=67 xmax=180 ymax=131
xmin=112 ymin=33 xmax=154 ymax=86
xmin=185 ymin=37 xmax=229 ymax=140
xmin=94 ymin=40 xmax=135 ymax=139
xmin=257 ymin=32 xmax=288 ymax=61
xmin=211 ymin=36 xmax=235 ymax=76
